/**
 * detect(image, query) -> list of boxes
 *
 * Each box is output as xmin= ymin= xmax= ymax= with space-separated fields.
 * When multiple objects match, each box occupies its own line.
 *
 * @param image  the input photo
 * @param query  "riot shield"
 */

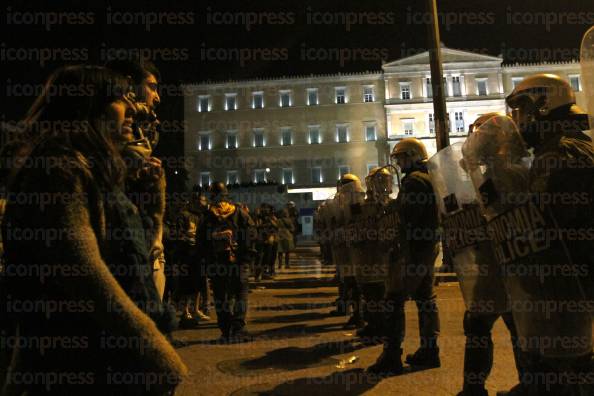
xmin=349 ymin=200 xmax=393 ymax=284
xmin=581 ymin=26 xmax=594 ymax=134
xmin=462 ymin=115 xmax=592 ymax=358
xmin=340 ymin=186 xmax=364 ymax=279
xmin=427 ymin=142 xmax=509 ymax=314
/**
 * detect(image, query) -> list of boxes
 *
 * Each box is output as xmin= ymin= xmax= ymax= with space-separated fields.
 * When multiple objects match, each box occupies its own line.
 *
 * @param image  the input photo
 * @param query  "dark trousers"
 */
xmin=210 ymin=263 xmax=249 ymax=335
xmin=343 ymin=275 xmax=362 ymax=319
xmin=384 ymin=262 xmax=439 ymax=350
xmin=462 ymin=311 xmax=523 ymax=393
xmin=360 ymin=282 xmax=386 ymax=332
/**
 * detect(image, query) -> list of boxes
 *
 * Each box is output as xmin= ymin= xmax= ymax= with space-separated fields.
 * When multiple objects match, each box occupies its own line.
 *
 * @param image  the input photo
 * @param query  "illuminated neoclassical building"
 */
xmin=183 ymin=46 xmax=585 ymax=199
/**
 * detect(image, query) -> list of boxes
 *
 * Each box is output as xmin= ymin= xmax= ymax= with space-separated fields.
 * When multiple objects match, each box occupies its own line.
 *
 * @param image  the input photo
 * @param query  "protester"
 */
xmin=1 ymin=65 xmax=186 ymax=395
xmin=276 ymin=208 xmax=295 ymax=269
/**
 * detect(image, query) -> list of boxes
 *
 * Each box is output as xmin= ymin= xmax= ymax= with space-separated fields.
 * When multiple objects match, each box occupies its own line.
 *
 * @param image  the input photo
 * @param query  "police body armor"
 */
xmin=325 ymin=198 xmax=344 ymax=273
xmin=462 ymin=116 xmax=592 ymax=358
xmin=335 ymin=190 xmax=364 ymax=280
xmin=427 ymin=143 xmax=509 ymax=314
xmin=349 ymin=199 xmax=395 ymax=284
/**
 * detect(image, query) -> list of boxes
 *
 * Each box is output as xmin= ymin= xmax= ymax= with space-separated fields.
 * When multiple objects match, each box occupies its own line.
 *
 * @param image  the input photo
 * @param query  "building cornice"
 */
xmin=183 ymin=71 xmax=383 ymax=90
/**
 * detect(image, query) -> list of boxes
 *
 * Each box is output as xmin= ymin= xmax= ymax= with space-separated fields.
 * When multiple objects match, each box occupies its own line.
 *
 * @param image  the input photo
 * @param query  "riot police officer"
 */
xmin=500 ymin=74 xmax=594 ymax=395
xmin=352 ymin=167 xmax=394 ymax=340
xmin=197 ymin=182 xmax=256 ymax=341
xmin=332 ymin=174 xmax=365 ymax=328
xmin=431 ymin=113 xmax=525 ymax=396
xmin=369 ymin=138 xmax=441 ymax=375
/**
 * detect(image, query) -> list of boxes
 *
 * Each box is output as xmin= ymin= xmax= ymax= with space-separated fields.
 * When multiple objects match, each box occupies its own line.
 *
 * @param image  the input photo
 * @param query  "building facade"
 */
xmin=183 ymin=46 xmax=586 ymax=199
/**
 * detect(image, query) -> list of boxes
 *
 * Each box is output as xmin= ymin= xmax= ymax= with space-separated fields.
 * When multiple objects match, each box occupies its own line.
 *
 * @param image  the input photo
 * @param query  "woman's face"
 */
xmin=95 ymin=96 xmax=136 ymax=144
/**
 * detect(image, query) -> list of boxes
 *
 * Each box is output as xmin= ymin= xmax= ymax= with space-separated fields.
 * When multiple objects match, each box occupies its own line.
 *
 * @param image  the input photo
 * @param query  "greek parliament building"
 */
xmin=183 ymin=46 xmax=586 ymax=202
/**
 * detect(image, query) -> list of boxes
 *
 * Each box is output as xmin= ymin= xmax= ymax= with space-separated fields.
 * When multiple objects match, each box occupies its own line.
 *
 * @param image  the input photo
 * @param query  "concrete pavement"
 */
xmin=173 ymin=246 xmax=519 ymax=396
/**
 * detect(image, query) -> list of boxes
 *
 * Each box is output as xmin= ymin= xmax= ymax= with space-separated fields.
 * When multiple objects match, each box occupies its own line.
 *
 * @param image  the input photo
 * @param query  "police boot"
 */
xmin=405 ymin=345 xmax=441 ymax=368
xmin=367 ymin=346 xmax=403 ymax=376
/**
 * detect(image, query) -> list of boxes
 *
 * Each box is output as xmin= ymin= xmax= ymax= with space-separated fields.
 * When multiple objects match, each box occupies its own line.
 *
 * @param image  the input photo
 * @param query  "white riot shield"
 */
xmin=581 ymin=26 xmax=594 ymax=135
xmin=427 ymin=143 xmax=509 ymax=314
xmin=462 ymin=116 xmax=592 ymax=358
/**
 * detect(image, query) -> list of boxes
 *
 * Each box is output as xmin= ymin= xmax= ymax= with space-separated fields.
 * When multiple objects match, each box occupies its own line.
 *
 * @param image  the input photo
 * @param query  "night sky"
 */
xmin=1 ymin=0 xmax=593 ymax=162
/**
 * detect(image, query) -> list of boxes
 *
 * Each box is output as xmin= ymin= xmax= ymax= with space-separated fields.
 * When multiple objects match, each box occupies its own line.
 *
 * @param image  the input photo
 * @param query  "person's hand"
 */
xmin=138 ymin=156 xmax=164 ymax=184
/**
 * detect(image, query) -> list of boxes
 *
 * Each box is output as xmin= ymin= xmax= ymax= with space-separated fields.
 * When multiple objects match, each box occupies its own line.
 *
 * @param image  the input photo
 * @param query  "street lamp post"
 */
xmin=426 ymin=0 xmax=450 ymax=151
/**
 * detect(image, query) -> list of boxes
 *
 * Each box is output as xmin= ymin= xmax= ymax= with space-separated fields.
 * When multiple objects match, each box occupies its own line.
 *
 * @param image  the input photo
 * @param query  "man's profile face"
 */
xmin=141 ymin=73 xmax=160 ymax=110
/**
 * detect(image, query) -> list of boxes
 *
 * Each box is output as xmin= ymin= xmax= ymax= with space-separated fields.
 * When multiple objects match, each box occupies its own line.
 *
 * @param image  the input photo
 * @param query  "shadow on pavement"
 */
xmin=253 ymin=302 xmax=335 ymax=311
xmin=219 ymin=339 xmax=372 ymax=376
xmin=229 ymin=368 xmax=380 ymax=395
xmin=274 ymin=292 xmax=337 ymax=299
xmin=252 ymin=278 xmax=335 ymax=290
xmin=251 ymin=311 xmax=332 ymax=324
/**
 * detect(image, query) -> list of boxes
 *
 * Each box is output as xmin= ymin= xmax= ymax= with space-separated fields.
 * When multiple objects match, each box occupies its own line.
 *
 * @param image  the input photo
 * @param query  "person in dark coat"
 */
xmin=197 ymin=182 xmax=256 ymax=341
xmin=0 ymin=65 xmax=187 ymax=395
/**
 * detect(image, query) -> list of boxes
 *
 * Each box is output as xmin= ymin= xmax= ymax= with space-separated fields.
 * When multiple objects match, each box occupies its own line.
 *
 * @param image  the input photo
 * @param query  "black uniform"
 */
xmin=371 ymin=164 xmax=440 ymax=372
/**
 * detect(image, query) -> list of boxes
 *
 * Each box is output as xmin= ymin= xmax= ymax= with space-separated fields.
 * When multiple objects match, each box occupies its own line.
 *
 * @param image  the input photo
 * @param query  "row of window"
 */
xmin=398 ymin=74 xmax=582 ymax=101
xmin=396 ymin=111 xmax=466 ymax=136
xmin=198 ymin=164 xmax=375 ymax=187
xmin=399 ymin=76 xmax=482 ymax=100
xmin=197 ymin=124 xmax=378 ymax=151
xmin=197 ymin=86 xmax=375 ymax=112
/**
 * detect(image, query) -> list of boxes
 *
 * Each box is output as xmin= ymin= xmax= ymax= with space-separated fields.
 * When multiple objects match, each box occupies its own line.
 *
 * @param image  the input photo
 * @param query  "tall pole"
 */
xmin=426 ymin=0 xmax=449 ymax=150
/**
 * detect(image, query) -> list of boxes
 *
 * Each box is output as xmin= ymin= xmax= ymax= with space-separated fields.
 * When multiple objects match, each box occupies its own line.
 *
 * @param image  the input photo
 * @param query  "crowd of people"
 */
xmin=0 ymin=58 xmax=302 ymax=395
xmin=315 ymin=73 xmax=594 ymax=396
xmin=0 ymin=52 xmax=592 ymax=396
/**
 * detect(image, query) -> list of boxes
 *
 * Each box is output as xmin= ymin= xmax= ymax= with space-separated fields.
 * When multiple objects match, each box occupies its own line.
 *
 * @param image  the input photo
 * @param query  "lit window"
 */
xmin=400 ymin=83 xmax=411 ymax=100
xmin=253 ymin=129 xmax=265 ymax=147
xmin=511 ymin=77 xmax=523 ymax=89
xmin=226 ymin=170 xmax=239 ymax=185
xmin=365 ymin=124 xmax=377 ymax=141
xmin=198 ymin=133 xmax=211 ymax=151
xmin=308 ymin=126 xmax=321 ymax=144
xmin=311 ymin=167 xmax=323 ymax=183
xmin=335 ymin=87 xmax=346 ymax=104
xmin=226 ymin=132 xmax=238 ymax=149
xmin=279 ymin=90 xmax=291 ymax=107
xmin=307 ymin=88 xmax=318 ymax=105
xmin=476 ymin=79 xmax=488 ymax=96
xmin=225 ymin=93 xmax=237 ymax=110
xmin=569 ymin=75 xmax=581 ymax=91
xmin=198 ymin=95 xmax=210 ymax=112
xmin=452 ymin=76 xmax=462 ymax=97
xmin=200 ymin=172 xmax=211 ymax=187
xmin=426 ymin=78 xmax=433 ymax=98
xmin=455 ymin=111 xmax=465 ymax=133
xmin=402 ymin=119 xmax=414 ymax=135
xmin=282 ymin=168 xmax=294 ymax=185
xmin=363 ymin=86 xmax=374 ymax=102
xmin=281 ymin=128 xmax=292 ymax=146
xmin=254 ymin=169 xmax=267 ymax=183
xmin=252 ymin=92 xmax=264 ymax=109
xmin=336 ymin=124 xmax=349 ymax=143
xmin=428 ymin=113 xmax=435 ymax=134
xmin=338 ymin=165 xmax=350 ymax=179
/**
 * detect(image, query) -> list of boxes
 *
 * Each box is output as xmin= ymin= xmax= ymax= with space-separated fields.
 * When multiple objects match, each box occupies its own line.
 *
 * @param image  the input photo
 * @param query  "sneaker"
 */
xmin=405 ymin=347 xmax=441 ymax=368
xmin=194 ymin=309 xmax=211 ymax=321
xmin=178 ymin=312 xmax=200 ymax=329
xmin=367 ymin=349 xmax=403 ymax=376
